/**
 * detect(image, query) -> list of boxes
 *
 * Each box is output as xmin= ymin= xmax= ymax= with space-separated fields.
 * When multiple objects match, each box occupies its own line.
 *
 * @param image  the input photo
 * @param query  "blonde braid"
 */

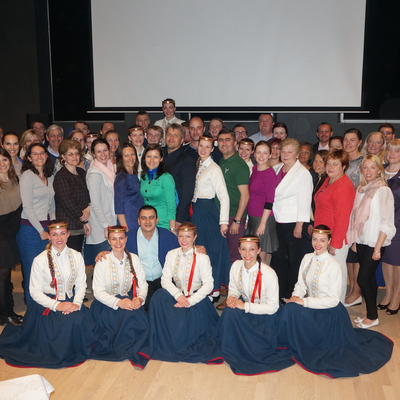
xmin=124 ymin=248 xmax=138 ymax=288
xmin=196 ymin=157 xmax=201 ymax=172
xmin=46 ymin=242 xmax=56 ymax=288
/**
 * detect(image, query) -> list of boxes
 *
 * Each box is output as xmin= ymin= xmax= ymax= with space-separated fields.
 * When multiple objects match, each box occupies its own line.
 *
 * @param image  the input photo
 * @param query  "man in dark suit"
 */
xmin=313 ymin=122 xmax=333 ymax=152
xmin=163 ymin=123 xmax=196 ymax=227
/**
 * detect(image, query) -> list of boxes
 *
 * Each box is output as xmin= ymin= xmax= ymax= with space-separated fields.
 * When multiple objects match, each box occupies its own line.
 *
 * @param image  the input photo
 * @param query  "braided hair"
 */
xmin=46 ymin=242 xmax=56 ymax=288
xmin=196 ymin=156 xmax=201 ymax=172
xmin=124 ymin=248 xmax=138 ymax=288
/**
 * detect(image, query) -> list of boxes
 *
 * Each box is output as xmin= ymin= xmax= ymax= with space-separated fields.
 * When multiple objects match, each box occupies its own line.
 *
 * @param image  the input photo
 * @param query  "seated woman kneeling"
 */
xmin=218 ymin=235 xmax=294 ymax=375
xmin=278 ymin=225 xmax=393 ymax=378
xmin=91 ymin=225 xmax=150 ymax=368
xmin=0 ymin=220 xmax=96 ymax=368
xmin=148 ymin=222 xmax=223 ymax=364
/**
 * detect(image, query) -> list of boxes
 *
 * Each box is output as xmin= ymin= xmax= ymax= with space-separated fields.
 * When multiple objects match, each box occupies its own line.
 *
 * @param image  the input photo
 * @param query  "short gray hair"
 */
xmin=166 ymin=123 xmax=185 ymax=139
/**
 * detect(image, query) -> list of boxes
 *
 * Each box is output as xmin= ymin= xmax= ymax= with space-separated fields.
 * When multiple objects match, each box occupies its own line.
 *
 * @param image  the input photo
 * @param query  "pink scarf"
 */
xmin=93 ymin=159 xmax=115 ymax=190
xmin=347 ymin=179 xmax=383 ymax=244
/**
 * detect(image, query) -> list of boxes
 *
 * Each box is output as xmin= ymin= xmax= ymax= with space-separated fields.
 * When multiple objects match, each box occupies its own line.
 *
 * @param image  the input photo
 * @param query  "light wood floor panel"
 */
xmin=1 ymin=267 xmax=399 ymax=400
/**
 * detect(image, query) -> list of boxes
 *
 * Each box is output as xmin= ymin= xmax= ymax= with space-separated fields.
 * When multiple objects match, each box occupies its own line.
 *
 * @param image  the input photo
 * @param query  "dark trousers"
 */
xmin=0 ymin=269 xmax=12 ymax=315
xmin=356 ymin=244 xmax=384 ymax=320
xmin=271 ymin=222 xmax=305 ymax=299
xmin=145 ymin=277 xmax=162 ymax=312
xmin=226 ymin=216 xmax=246 ymax=264
xmin=67 ymin=234 xmax=84 ymax=253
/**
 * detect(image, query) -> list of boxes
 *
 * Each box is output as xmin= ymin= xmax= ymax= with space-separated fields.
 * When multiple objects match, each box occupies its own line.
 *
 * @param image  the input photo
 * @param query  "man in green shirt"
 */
xmin=217 ymin=128 xmax=250 ymax=262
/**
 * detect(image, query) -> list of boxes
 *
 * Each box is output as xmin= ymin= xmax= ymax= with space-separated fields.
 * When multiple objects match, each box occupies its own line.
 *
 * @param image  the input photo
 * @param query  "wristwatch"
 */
xmin=233 ymin=219 xmax=241 ymax=224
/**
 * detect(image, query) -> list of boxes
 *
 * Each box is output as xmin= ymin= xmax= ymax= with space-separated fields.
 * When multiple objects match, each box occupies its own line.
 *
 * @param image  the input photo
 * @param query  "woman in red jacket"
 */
xmin=314 ymin=150 xmax=356 ymax=304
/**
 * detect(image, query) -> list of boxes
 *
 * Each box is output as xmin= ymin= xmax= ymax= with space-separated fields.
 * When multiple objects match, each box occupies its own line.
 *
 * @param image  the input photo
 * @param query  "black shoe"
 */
xmin=11 ymin=310 xmax=23 ymax=321
xmin=1 ymin=314 xmax=22 ymax=326
xmin=211 ymin=295 xmax=220 ymax=304
xmin=377 ymin=303 xmax=390 ymax=310
xmin=386 ymin=306 xmax=400 ymax=315
xmin=83 ymin=297 xmax=89 ymax=303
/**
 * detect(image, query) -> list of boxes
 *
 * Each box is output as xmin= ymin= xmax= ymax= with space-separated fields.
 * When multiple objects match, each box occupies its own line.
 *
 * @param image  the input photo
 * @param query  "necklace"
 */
xmin=328 ymin=173 xmax=344 ymax=185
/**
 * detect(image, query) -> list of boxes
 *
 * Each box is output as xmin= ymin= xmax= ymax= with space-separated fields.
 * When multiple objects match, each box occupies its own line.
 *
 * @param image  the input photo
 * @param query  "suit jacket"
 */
xmin=163 ymin=145 xmax=196 ymax=223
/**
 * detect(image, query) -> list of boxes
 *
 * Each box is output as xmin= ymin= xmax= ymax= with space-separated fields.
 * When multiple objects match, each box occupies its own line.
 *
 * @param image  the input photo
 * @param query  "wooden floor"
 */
xmin=1 ymin=266 xmax=400 ymax=400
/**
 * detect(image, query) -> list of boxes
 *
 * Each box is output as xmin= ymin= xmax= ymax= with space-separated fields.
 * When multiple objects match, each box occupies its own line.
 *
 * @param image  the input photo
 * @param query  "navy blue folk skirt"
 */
xmin=0 ymin=295 xmax=96 ymax=368
xmin=191 ymin=199 xmax=231 ymax=292
xmin=90 ymin=295 xmax=150 ymax=368
xmin=147 ymin=288 xmax=223 ymax=364
xmin=218 ymin=306 xmax=294 ymax=375
xmin=278 ymin=302 xmax=393 ymax=378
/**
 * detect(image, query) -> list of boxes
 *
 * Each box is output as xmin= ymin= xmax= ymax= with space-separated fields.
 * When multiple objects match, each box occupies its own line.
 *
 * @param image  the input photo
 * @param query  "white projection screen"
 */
xmin=91 ymin=0 xmax=366 ymax=109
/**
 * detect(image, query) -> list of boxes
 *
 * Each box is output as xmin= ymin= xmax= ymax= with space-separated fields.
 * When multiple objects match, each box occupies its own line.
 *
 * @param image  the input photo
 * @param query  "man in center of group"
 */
xmin=163 ymin=123 xmax=196 ymax=227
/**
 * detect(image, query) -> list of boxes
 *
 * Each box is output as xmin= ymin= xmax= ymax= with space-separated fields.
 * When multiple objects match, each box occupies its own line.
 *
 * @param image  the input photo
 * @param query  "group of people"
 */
xmin=0 ymin=99 xmax=398 ymax=377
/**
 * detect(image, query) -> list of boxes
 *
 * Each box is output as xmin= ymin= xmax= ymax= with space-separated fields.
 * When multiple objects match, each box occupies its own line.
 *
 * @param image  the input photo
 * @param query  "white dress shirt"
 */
xmin=192 ymin=156 xmax=230 ymax=225
xmin=161 ymin=247 xmax=213 ymax=307
xmin=30 ymin=246 xmax=86 ymax=311
xmin=228 ymin=260 xmax=279 ymax=315
xmin=292 ymin=251 xmax=342 ymax=309
xmin=93 ymin=251 xmax=148 ymax=310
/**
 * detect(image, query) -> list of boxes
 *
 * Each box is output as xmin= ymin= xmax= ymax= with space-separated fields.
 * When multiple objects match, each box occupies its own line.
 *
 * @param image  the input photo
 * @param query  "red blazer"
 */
xmin=314 ymin=174 xmax=356 ymax=249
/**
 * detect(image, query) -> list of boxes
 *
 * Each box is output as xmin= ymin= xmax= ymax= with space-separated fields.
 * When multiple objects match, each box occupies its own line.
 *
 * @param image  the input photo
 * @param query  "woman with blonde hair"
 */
xmin=347 ymin=155 xmax=395 ymax=328
xmin=19 ymin=129 xmax=41 ymax=159
xmin=361 ymin=131 xmax=386 ymax=163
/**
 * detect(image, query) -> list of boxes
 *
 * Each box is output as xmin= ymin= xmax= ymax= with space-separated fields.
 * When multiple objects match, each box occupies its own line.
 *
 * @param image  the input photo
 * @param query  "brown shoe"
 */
xmin=220 ymin=287 xmax=228 ymax=296
xmin=216 ymin=299 xmax=227 ymax=310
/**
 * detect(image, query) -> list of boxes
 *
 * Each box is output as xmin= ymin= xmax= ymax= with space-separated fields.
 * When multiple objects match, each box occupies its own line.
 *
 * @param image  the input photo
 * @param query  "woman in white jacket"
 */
xmin=272 ymin=138 xmax=313 ymax=302
xmin=85 ymin=138 xmax=117 ymax=267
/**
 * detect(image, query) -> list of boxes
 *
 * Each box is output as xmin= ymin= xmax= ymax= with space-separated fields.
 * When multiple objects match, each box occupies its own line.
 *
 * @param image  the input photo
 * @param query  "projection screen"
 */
xmin=91 ymin=0 xmax=366 ymax=109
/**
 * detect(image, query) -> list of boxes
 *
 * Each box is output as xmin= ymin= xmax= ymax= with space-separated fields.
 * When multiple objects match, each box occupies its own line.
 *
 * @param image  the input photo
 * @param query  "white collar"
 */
xmin=242 ymin=261 xmax=259 ymax=274
xmin=313 ymin=250 xmax=330 ymax=262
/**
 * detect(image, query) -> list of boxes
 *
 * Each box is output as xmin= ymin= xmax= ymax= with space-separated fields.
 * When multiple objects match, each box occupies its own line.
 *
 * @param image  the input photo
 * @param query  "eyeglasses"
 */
xmin=31 ymin=151 xmax=46 ymax=157
xmin=300 ymin=150 xmax=310 ymax=155
xmin=66 ymin=152 xmax=80 ymax=157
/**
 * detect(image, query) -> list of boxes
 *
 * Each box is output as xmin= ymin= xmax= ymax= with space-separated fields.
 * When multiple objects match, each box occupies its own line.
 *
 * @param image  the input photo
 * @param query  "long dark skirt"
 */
xmin=278 ymin=302 xmax=393 ymax=378
xmin=147 ymin=288 xmax=223 ymax=364
xmin=218 ymin=306 xmax=294 ymax=375
xmin=191 ymin=199 xmax=231 ymax=292
xmin=90 ymin=295 xmax=150 ymax=368
xmin=0 ymin=295 xmax=96 ymax=368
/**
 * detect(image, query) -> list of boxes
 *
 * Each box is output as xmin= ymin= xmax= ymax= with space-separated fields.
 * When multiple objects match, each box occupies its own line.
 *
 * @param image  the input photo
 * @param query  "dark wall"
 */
xmin=0 ymin=0 xmax=40 ymax=135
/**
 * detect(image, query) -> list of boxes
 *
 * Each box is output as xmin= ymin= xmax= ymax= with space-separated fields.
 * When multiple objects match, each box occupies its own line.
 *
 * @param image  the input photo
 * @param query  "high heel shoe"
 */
xmin=377 ymin=303 xmax=390 ymax=310
xmin=386 ymin=306 xmax=400 ymax=315
xmin=344 ymin=296 xmax=362 ymax=308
